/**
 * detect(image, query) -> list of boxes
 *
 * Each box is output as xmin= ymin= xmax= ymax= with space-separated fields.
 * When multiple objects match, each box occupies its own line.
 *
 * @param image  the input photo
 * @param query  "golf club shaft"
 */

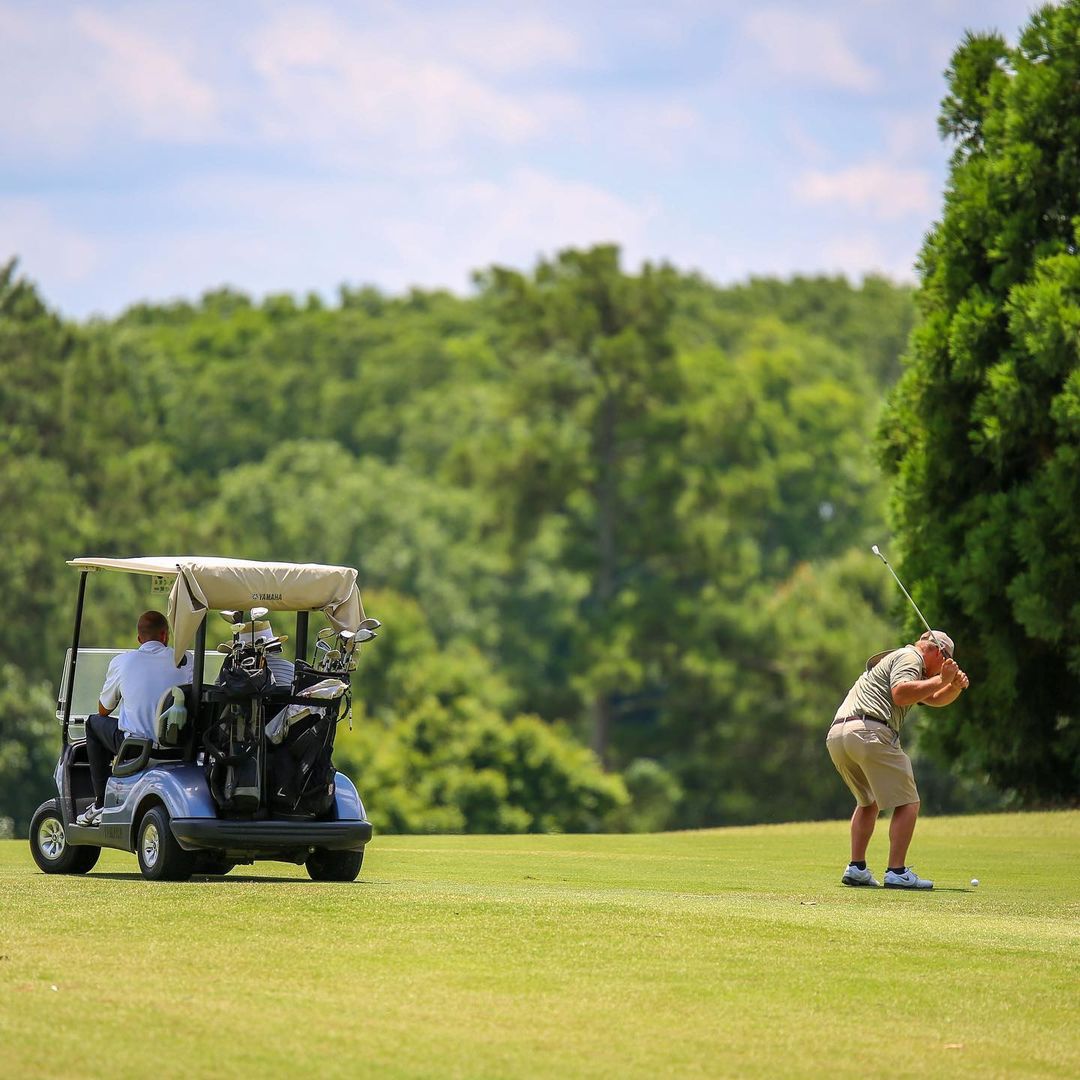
xmin=872 ymin=545 xmax=938 ymax=642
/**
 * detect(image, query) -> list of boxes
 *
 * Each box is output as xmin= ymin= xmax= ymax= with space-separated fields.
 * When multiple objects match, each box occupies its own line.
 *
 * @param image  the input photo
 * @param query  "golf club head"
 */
xmin=354 ymin=628 xmax=375 ymax=643
xmin=358 ymin=618 xmax=381 ymax=631
xmin=317 ymin=627 xmax=337 ymax=640
xmin=339 ymin=630 xmax=355 ymax=644
xmin=219 ymin=609 xmax=243 ymax=624
xmin=216 ymin=644 xmax=232 ymax=654
xmin=870 ymin=544 xmax=885 ymax=563
xmin=250 ymin=606 xmax=270 ymax=622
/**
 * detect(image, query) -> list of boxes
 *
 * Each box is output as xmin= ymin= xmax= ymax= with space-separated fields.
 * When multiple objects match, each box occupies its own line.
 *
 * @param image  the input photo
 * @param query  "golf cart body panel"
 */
xmin=35 ymin=555 xmax=376 ymax=881
xmin=170 ymin=819 xmax=373 ymax=857
xmin=332 ymin=773 xmax=365 ymax=821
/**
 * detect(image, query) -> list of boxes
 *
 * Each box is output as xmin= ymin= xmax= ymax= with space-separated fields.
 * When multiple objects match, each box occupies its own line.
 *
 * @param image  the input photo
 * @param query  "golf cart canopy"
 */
xmin=67 ymin=556 xmax=365 ymax=664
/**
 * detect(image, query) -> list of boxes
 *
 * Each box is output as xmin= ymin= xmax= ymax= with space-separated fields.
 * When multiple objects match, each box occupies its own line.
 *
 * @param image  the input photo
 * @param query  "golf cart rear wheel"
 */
xmin=136 ymin=806 xmax=195 ymax=882
xmin=306 ymin=848 xmax=363 ymax=882
xmin=30 ymin=800 xmax=101 ymax=875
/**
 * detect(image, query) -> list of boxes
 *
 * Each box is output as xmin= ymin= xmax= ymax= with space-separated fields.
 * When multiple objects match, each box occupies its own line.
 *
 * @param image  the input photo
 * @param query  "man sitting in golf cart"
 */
xmin=77 ymin=611 xmax=193 ymax=827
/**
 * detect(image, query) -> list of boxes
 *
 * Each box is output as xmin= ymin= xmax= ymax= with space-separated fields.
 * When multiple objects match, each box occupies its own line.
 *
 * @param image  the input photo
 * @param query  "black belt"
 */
xmin=832 ymin=714 xmax=890 ymax=728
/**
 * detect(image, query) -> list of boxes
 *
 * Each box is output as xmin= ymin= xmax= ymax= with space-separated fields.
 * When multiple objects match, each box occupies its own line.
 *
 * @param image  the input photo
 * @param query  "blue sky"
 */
xmin=0 ymin=0 xmax=1039 ymax=318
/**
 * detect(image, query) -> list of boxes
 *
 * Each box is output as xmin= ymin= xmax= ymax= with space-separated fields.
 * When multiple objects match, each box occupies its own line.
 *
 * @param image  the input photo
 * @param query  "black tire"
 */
xmin=306 ymin=847 xmax=364 ymax=882
xmin=29 ymin=800 xmax=101 ymax=875
xmin=136 ymin=806 xmax=195 ymax=881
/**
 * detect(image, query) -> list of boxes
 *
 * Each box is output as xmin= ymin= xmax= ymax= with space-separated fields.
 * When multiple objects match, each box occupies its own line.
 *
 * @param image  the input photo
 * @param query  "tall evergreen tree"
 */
xmin=879 ymin=2 xmax=1080 ymax=800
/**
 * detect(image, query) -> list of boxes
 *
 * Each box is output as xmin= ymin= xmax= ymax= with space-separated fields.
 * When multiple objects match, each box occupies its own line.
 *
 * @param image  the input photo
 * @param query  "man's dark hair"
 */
xmin=138 ymin=610 xmax=169 ymax=640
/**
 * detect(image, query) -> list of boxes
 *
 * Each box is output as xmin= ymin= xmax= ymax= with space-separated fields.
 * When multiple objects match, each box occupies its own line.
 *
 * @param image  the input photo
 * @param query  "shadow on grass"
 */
xmin=835 ymin=885 xmax=974 ymax=894
xmin=88 ymin=871 xmax=382 ymax=885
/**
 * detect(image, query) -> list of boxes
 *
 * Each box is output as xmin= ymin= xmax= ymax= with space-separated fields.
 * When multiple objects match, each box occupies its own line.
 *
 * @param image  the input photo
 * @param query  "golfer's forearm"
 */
xmin=891 ymin=678 xmax=950 ymax=706
xmin=927 ymin=683 xmax=964 ymax=706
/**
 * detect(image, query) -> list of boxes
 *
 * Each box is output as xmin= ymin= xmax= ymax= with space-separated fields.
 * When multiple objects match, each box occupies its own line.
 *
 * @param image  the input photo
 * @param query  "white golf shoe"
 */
xmin=841 ymin=864 xmax=880 ymax=887
xmin=884 ymin=867 xmax=934 ymax=890
xmin=76 ymin=804 xmax=103 ymax=827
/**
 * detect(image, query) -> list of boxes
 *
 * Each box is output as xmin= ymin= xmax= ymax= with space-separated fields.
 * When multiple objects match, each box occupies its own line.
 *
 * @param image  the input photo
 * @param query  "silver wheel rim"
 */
xmin=142 ymin=822 xmax=160 ymax=868
xmin=38 ymin=816 xmax=66 ymax=861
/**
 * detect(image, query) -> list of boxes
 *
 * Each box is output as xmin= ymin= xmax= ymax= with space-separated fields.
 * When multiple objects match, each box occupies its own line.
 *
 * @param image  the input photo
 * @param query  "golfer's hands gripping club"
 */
xmin=939 ymin=657 xmax=960 ymax=686
xmin=938 ymin=658 xmax=970 ymax=693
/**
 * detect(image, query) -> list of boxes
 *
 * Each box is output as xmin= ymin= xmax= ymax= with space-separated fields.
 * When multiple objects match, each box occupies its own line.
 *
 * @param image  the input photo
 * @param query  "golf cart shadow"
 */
xmin=87 ymin=870 xmax=372 ymax=884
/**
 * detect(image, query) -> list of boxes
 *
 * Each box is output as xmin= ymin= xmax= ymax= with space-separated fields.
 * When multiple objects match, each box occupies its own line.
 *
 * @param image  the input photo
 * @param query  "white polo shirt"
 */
xmin=99 ymin=641 xmax=194 ymax=740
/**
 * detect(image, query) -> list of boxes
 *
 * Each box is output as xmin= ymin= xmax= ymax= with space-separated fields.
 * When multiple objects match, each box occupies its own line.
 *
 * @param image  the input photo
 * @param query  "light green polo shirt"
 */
xmin=833 ymin=646 xmax=924 ymax=734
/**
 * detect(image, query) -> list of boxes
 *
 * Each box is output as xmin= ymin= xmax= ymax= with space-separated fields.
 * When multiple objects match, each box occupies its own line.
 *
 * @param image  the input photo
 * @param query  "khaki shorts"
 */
xmin=826 ymin=718 xmax=919 ymax=811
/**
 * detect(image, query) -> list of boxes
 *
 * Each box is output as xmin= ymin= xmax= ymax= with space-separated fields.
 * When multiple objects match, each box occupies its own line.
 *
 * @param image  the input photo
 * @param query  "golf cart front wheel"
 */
xmin=136 ymin=806 xmax=195 ymax=882
xmin=306 ymin=848 xmax=364 ymax=882
xmin=30 ymin=799 xmax=101 ymax=875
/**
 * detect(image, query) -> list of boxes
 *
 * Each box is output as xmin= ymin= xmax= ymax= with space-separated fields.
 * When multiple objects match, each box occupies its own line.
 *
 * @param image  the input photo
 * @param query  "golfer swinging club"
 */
xmin=827 ymin=629 xmax=970 ymax=889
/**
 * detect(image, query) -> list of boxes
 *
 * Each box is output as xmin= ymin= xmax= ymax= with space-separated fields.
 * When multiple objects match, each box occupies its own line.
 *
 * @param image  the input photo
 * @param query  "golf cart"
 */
xmin=29 ymin=556 xmax=378 ymax=882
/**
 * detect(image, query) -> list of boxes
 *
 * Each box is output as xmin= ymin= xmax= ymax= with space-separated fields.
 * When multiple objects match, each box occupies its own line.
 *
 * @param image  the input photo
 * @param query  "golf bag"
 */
xmin=267 ymin=704 xmax=339 ymax=816
xmin=204 ymin=700 xmax=262 ymax=814
xmin=218 ymin=644 xmax=270 ymax=698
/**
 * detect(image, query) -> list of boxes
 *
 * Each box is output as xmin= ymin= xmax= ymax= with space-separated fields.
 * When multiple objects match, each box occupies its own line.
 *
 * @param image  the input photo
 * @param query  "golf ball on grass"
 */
xmin=971 ymin=878 xmax=979 ymax=887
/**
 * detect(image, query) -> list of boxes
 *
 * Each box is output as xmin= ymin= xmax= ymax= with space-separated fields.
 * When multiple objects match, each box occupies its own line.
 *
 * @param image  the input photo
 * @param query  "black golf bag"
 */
xmin=267 ymin=691 xmax=341 ymax=817
xmin=204 ymin=699 xmax=262 ymax=814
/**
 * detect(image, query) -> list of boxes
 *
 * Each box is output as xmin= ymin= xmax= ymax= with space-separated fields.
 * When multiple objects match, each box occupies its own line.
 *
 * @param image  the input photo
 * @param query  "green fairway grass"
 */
xmin=1 ymin=812 xmax=1077 ymax=1079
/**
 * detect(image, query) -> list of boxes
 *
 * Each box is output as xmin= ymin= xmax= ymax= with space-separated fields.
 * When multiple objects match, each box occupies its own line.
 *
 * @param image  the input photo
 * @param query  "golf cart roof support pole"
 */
xmin=62 ymin=570 xmax=90 ymax=737
xmin=295 ymin=610 xmax=309 ymax=664
xmin=193 ymin=617 xmax=206 ymax=700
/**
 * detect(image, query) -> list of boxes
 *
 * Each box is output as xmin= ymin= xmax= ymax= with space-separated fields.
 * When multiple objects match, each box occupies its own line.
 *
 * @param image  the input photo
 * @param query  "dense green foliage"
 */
xmin=879 ymin=1 xmax=1080 ymax=800
xmin=1 ymin=249 xmax=940 ymax=834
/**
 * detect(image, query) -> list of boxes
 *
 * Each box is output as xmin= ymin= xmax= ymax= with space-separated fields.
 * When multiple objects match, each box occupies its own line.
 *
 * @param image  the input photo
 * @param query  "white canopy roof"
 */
xmin=68 ymin=556 xmax=365 ymax=663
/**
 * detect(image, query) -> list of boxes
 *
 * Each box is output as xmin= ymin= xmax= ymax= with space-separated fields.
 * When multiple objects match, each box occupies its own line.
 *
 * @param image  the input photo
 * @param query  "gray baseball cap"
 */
xmin=866 ymin=631 xmax=955 ymax=672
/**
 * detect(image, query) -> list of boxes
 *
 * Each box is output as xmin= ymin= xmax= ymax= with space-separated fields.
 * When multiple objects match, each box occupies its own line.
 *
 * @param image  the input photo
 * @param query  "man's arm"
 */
xmin=891 ymin=658 xmax=961 ymax=707
xmin=98 ymin=655 xmax=123 ymax=717
xmin=924 ymin=668 xmax=970 ymax=707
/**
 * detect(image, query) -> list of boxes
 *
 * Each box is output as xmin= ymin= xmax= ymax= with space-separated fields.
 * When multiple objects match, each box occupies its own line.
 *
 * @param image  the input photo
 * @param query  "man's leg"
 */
xmin=888 ymin=801 xmax=920 ymax=868
xmin=850 ymin=802 xmax=879 ymax=863
xmin=85 ymin=714 xmax=122 ymax=807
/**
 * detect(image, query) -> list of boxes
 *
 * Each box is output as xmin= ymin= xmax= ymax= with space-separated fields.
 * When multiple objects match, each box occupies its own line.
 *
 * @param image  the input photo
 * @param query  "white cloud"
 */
xmin=422 ymin=168 xmax=653 ymax=275
xmin=884 ymin=110 xmax=939 ymax=160
xmin=246 ymin=8 xmax=580 ymax=155
xmin=792 ymin=162 xmax=935 ymax=219
xmin=0 ymin=3 xmax=218 ymax=153
xmin=414 ymin=11 xmax=583 ymax=75
xmin=62 ymin=168 xmax=652 ymax=314
xmin=744 ymin=9 xmax=879 ymax=92
xmin=72 ymin=9 xmax=218 ymax=140
xmin=611 ymin=101 xmax=704 ymax=165
xmin=820 ymin=232 xmax=918 ymax=282
xmin=0 ymin=199 xmax=99 ymax=282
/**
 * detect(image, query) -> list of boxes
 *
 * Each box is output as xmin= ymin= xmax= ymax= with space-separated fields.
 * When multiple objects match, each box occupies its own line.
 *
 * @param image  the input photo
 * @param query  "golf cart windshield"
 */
xmin=56 ymin=648 xmax=226 ymax=720
xmin=67 ymin=556 xmax=365 ymax=664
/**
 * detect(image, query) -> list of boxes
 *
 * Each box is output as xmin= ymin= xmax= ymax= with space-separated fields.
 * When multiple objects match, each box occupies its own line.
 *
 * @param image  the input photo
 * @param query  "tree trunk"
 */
xmin=591 ymin=391 xmax=618 ymax=765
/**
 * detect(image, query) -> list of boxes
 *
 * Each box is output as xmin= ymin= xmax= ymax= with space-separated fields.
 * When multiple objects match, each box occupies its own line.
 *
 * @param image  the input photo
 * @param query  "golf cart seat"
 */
xmin=112 ymin=736 xmax=186 ymax=778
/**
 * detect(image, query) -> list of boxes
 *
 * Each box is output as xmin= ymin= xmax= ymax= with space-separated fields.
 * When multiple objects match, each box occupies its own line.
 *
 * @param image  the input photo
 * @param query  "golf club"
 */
xmin=250 ymin=606 xmax=270 ymax=648
xmin=871 ymin=545 xmax=948 ymax=654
